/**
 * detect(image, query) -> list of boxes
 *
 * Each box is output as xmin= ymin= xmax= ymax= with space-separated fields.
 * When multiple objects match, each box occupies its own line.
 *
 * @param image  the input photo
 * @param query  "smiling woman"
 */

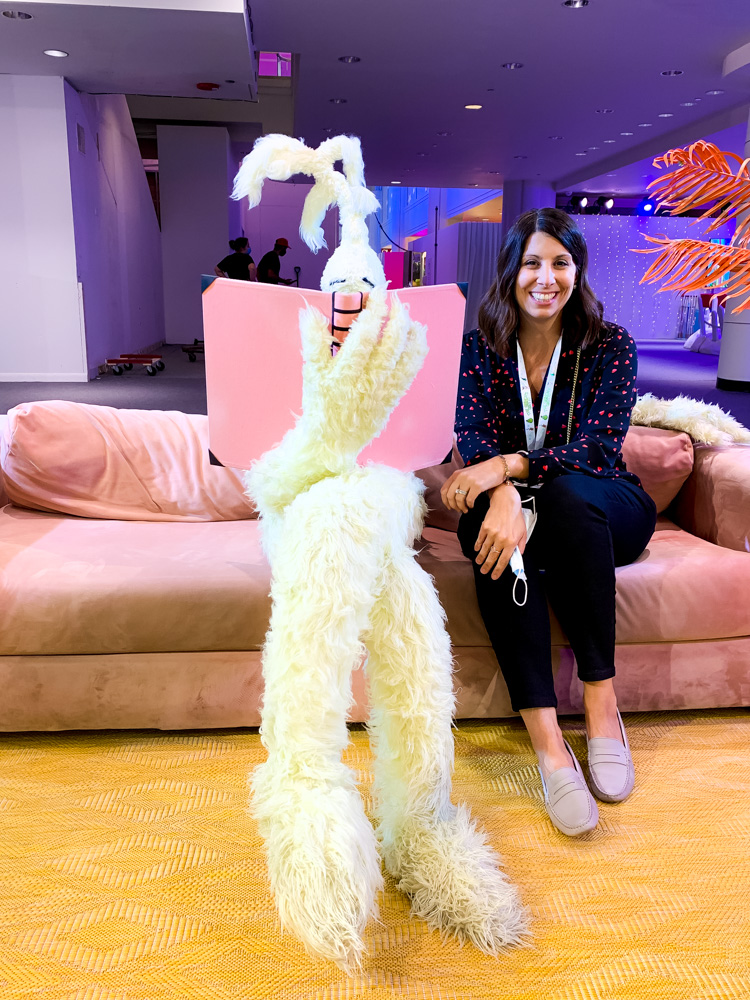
xmin=444 ymin=207 xmax=658 ymax=839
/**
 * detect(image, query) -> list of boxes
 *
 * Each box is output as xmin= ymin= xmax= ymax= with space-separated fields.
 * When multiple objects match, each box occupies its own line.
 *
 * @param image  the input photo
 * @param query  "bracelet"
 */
xmin=497 ymin=454 xmax=511 ymax=484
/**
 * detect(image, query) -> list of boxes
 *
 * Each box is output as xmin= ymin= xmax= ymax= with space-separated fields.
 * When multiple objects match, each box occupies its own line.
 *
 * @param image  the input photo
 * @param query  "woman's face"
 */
xmin=514 ymin=231 xmax=577 ymax=327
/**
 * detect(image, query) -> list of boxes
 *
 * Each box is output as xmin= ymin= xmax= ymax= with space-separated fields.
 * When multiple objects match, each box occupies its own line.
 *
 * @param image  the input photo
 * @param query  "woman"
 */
xmin=441 ymin=208 xmax=656 ymax=837
xmin=214 ymin=237 xmax=256 ymax=281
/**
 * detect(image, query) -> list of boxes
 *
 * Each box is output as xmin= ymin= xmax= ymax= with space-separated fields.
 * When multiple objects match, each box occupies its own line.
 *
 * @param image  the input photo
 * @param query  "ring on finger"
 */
xmin=455 ymin=488 xmax=468 ymax=496
xmin=490 ymin=546 xmax=499 ymax=554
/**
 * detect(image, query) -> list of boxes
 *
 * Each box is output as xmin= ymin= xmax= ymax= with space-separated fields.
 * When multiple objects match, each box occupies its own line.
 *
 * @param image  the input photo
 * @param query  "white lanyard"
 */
xmin=517 ymin=335 xmax=563 ymax=451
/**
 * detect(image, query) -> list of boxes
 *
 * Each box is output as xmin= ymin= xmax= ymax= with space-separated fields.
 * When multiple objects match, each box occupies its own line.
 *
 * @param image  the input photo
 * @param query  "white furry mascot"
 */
xmin=232 ymin=135 xmax=527 ymax=971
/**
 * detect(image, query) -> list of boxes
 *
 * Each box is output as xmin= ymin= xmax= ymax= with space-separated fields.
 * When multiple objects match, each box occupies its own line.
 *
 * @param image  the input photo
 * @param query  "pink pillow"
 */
xmin=416 ymin=425 xmax=694 ymax=529
xmin=0 ymin=401 xmax=256 ymax=521
xmin=621 ymin=425 xmax=694 ymax=512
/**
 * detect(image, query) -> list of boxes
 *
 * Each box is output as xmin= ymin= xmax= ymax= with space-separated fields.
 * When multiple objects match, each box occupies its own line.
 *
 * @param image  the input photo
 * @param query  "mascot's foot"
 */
xmin=381 ymin=805 xmax=528 ymax=952
xmin=251 ymin=769 xmax=383 ymax=972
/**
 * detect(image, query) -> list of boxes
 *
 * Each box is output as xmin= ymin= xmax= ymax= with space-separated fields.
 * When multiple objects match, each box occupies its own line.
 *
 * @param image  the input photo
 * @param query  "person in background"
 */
xmin=442 ymin=208 xmax=656 ymax=839
xmin=215 ymin=238 xmax=256 ymax=281
xmin=257 ymin=237 xmax=295 ymax=285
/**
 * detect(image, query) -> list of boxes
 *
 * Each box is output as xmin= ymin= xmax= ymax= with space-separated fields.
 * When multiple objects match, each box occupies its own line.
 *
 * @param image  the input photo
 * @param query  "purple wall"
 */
xmin=576 ymin=215 xmax=734 ymax=340
xmin=64 ymin=85 xmax=164 ymax=373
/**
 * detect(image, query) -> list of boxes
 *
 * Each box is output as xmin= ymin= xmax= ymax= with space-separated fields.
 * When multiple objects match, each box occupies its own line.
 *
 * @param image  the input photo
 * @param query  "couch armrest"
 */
xmin=672 ymin=443 xmax=750 ymax=552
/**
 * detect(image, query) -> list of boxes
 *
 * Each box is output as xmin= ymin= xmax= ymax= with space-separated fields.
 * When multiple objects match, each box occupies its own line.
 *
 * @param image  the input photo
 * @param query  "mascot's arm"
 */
xmin=246 ymin=290 xmax=427 ymax=518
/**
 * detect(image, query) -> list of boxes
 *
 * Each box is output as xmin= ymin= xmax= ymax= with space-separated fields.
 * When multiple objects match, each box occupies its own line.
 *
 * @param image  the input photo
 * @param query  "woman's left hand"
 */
xmin=441 ymin=456 xmax=507 ymax=514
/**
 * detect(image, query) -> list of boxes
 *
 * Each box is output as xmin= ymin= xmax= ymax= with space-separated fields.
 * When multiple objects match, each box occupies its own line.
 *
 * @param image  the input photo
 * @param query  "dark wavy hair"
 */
xmin=478 ymin=208 xmax=604 ymax=357
xmin=229 ymin=237 xmax=249 ymax=252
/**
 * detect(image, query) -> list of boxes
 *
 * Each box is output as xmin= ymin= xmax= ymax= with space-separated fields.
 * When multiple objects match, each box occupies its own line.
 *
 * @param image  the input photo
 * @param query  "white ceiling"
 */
xmin=0 ymin=0 xmax=256 ymax=99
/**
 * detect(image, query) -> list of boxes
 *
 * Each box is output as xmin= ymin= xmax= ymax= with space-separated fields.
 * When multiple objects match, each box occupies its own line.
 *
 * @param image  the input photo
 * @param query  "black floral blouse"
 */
xmin=455 ymin=322 xmax=642 ymax=488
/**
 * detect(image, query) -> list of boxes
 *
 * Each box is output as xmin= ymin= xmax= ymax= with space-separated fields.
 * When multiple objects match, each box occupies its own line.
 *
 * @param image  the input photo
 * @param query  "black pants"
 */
xmin=457 ymin=475 xmax=657 ymax=712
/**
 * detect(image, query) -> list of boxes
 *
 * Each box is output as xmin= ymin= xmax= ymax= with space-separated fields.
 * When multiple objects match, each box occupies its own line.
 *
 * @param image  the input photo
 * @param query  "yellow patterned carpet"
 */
xmin=1 ymin=711 xmax=749 ymax=1000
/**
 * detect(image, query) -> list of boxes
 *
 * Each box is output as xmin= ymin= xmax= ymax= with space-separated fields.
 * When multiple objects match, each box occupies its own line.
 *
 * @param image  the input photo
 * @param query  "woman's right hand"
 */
xmin=474 ymin=484 xmax=528 ymax=580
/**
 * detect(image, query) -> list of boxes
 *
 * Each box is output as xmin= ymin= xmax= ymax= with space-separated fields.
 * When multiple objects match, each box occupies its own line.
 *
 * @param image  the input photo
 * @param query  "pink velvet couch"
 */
xmin=1 ymin=400 xmax=748 ymax=732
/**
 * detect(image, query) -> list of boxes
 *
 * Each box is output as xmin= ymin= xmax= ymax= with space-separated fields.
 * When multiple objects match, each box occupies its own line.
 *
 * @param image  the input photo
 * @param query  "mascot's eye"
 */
xmin=328 ymin=278 xmax=345 ymax=286
xmin=362 ymin=277 xmax=375 ymax=287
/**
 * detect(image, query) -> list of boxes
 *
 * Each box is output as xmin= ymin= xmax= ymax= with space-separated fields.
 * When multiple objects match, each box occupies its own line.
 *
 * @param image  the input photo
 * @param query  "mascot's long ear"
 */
xmin=231 ymin=134 xmax=314 ymax=209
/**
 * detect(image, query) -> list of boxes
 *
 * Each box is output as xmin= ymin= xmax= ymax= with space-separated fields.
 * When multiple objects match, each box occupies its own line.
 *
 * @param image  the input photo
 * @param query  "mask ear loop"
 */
xmin=512 ymin=573 xmax=528 ymax=607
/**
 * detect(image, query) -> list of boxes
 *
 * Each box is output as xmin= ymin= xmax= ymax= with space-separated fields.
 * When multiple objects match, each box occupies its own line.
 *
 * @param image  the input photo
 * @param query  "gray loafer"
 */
xmin=587 ymin=709 xmax=635 ymax=803
xmin=538 ymin=740 xmax=599 ymax=837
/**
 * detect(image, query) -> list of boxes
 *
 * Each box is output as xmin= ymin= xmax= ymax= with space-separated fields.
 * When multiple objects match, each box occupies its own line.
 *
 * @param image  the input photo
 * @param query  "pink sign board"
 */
xmin=202 ymin=279 xmax=466 ymax=473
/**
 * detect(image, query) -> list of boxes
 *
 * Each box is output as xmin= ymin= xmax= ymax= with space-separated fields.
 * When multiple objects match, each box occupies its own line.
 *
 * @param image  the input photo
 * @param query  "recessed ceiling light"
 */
xmin=606 ymin=173 xmax=617 ymax=177
xmin=436 ymin=131 xmax=452 ymax=137
xmin=322 ymin=127 xmax=334 ymax=133
xmin=391 ymin=180 xmax=401 ymax=185
xmin=338 ymin=56 xmax=361 ymax=63
xmin=638 ymin=122 xmax=653 ymax=127
xmin=706 ymin=89 xmax=724 ymax=95
xmin=596 ymin=109 xmax=614 ymax=114
xmin=488 ymin=170 xmax=502 ymax=174
xmin=548 ymin=135 xmax=564 ymax=140
xmin=465 ymin=104 xmax=483 ymax=110
xmin=486 ymin=88 xmax=495 ymax=92
xmin=680 ymin=101 xmax=696 ymax=107
xmin=470 ymin=183 xmax=479 ymax=187
xmin=563 ymin=0 xmax=589 ymax=7
xmin=43 ymin=49 xmax=69 ymax=58
xmin=514 ymin=154 xmax=527 ymax=159
xmin=224 ymin=79 xmax=235 ymax=84
xmin=329 ymin=98 xmax=347 ymax=104
xmin=588 ymin=145 xmax=599 ymax=150
xmin=658 ymin=112 xmax=674 ymax=117
xmin=661 ymin=69 xmax=683 ymax=76
xmin=501 ymin=62 xmax=524 ymax=70
xmin=416 ymin=152 xmax=427 ymax=156
xmin=603 ymin=139 xmax=616 ymax=143
xmin=2 ymin=10 xmax=32 ymax=18
xmin=620 ymin=131 xmax=634 ymax=135
xmin=575 ymin=151 xmax=587 ymax=156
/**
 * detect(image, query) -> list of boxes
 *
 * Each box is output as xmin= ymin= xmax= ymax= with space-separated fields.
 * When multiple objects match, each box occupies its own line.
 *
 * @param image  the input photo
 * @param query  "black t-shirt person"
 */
xmin=216 ymin=251 xmax=255 ymax=281
xmin=257 ymin=239 xmax=292 ymax=284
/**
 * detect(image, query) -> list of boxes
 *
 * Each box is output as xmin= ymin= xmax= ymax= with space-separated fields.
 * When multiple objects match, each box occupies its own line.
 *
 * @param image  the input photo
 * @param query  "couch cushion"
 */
xmin=2 ymin=507 xmax=747 ymax=658
xmin=417 ymin=520 xmax=750 ymax=648
xmin=0 ymin=401 xmax=255 ymax=522
xmin=416 ymin=425 xmax=694 ymax=529
xmin=0 ymin=505 xmax=270 ymax=655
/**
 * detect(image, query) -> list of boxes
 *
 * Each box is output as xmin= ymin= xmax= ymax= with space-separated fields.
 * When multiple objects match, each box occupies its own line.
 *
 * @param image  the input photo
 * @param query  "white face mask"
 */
xmin=509 ymin=497 xmax=537 ymax=607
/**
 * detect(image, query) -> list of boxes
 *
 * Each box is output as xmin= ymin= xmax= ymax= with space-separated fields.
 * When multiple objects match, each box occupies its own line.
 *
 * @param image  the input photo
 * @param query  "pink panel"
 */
xmin=202 ymin=280 xmax=466 ymax=473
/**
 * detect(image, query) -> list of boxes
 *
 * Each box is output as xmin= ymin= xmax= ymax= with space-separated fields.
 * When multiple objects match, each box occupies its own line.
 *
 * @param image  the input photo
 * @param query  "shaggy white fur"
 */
xmin=238 ymin=135 xmax=527 ymax=972
xmin=632 ymin=392 xmax=750 ymax=445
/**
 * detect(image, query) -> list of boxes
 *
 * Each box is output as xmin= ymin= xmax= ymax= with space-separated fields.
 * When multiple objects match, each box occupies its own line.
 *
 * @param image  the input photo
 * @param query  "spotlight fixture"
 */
xmin=501 ymin=62 xmax=524 ymax=70
xmin=660 ymin=69 xmax=683 ymax=76
xmin=338 ymin=56 xmax=361 ymax=63
xmin=595 ymin=196 xmax=615 ymax=212
xmin=43 ymin=49 xmax=68 ymax=57
xmin=465 ymin=104 xmax=483 ymax=110
xmin=637 ymin=196 xmax=655 ymax=214
xmin=2 ymin=9 xmax=32 ymax=17
xmin=329 ymin=97 xmax=347 ymax=104
xmin=569 ymin=195 xmax=588 ymax=212
xmin=563 ymin=0 xmax=589 ymax=6
xmin=706 ymin=89 xmax=724 ymax=95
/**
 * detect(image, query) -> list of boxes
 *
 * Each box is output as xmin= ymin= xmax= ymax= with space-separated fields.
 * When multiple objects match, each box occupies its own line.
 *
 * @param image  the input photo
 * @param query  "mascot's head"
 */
xmin=231 ymin=134 xmax=386 ymax=295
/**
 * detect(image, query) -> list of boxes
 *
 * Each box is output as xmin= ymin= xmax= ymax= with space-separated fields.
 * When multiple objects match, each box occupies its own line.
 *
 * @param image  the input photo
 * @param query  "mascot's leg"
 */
xmin=365 ymin=544 xmax=528 ymax=951
xmin=250 ymin=475 xmax=385 ymax=972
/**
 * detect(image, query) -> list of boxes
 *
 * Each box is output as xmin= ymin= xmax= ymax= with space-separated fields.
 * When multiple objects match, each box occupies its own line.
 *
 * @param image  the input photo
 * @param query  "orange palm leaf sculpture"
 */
xmin=635 ymin=139 xmax=750 ymax=312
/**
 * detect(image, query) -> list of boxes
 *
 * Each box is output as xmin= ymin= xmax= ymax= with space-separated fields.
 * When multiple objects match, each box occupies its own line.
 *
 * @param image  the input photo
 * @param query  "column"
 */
xmin=499 ymin=180 xmax=556 ymax=242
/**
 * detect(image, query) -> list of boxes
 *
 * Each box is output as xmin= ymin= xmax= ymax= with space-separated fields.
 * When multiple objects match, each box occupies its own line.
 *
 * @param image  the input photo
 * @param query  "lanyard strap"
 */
xmin=517 ymin=335 xmax=563 ymax=451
